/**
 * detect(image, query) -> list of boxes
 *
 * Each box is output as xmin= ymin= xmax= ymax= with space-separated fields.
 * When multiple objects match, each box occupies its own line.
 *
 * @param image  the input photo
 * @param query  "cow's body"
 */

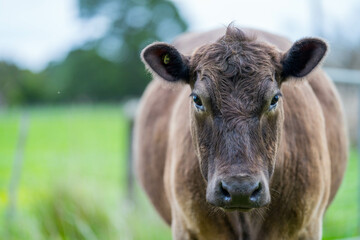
xmin=134 ymin=27 xmax=348 ymax=240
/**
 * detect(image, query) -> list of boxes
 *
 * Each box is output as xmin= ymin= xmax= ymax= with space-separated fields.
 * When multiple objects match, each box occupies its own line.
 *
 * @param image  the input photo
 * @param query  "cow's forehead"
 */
xmin=190 ymin=32 xmax=278 ymax=84
xmin=192 ymin=43 xmax=275 ymax=91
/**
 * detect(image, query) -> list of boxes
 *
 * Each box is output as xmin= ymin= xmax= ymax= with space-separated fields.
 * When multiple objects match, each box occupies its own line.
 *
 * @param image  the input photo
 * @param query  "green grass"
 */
xmin=0 ymin=104 xmax=358 ymax=239
xmin=323 ymin=149 xmax=359 ymax=239
xmin=0 ymin=104 xmax=170 ymax=240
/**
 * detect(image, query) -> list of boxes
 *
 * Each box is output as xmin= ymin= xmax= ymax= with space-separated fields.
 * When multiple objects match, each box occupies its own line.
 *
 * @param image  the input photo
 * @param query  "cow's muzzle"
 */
xmin=206 ymin=175 xmax=270 ymax=211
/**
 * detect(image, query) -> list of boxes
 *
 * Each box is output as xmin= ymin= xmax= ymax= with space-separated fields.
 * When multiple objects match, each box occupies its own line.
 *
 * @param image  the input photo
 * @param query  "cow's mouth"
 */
xmin=221 ymin=206 xmax=254 ymax=212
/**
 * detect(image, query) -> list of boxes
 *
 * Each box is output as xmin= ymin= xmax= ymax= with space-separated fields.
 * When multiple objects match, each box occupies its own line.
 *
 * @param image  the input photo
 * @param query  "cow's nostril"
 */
xmin=250 ymin=182 xmax=262 ymax=201
xmin=220 ymin=182 xmax=231 ymax=200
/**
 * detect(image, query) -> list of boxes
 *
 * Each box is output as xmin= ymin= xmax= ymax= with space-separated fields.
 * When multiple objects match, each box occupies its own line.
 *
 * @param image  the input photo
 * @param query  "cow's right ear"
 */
xmin=141 ymin=43 xmax=190 ymax=83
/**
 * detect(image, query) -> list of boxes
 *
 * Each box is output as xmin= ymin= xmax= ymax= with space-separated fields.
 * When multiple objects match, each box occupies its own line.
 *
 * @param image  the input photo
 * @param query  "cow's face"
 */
xmin=188 ymin=33 xmax=284 ymax=211
xmin=141 ymin=26 xmax=327 ymax=211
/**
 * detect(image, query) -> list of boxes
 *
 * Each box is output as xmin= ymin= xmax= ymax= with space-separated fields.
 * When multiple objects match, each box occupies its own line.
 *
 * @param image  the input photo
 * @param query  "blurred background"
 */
xmin=0 ymin=0 xmax=359 ymax=239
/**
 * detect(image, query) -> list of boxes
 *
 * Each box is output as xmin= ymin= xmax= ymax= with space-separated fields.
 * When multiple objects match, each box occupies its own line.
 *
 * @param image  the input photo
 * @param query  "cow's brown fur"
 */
xmin=134 ymin=26 xmax=348 ymax=240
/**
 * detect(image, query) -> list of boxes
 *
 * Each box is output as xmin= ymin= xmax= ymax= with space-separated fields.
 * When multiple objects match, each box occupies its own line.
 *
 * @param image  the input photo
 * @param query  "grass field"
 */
xmin=0 ymin=104 xmax=358 ymax=239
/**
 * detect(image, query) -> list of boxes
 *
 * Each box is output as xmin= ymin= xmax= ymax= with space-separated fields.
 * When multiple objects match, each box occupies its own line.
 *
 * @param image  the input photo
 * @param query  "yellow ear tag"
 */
xmin=163 ymin=54 xmax=170 ymax=65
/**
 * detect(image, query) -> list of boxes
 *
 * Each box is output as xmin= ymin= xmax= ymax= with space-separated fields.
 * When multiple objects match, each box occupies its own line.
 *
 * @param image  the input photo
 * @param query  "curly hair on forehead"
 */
xmin=191 ymin=25 xmax=279 ymax=81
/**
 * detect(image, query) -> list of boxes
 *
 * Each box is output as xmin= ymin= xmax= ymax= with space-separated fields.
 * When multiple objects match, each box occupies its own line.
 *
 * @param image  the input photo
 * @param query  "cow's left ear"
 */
xmin=281 ymin=38 xmax=327 ymax=79
xmin=141 ymin=42 xmax=190 ymax=83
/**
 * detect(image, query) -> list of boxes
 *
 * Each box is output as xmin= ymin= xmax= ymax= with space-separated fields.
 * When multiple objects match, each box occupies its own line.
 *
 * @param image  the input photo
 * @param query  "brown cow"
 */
xmin=134 ymin=25 xmax=348 ymax=240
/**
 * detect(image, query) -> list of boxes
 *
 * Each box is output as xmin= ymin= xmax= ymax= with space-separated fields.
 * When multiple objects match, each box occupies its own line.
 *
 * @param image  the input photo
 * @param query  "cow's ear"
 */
xmin=281 ymin=38 xmax=327 ymax=79
xmin=141 ymin=42 xmax=190 ymax=83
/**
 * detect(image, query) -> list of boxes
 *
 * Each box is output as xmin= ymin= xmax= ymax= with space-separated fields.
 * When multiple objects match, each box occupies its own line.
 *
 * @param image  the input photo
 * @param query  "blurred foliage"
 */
xmin=0 ymin=62 xmax=46 ymax=106
xmin=0 ymin=0 xmax=188 ymax=106
xmin=43 ymin=49 xmax=122 ymax=102
xmin=4 ymin=182 xmax=119 ymax=240
xmin=33 ymin=183 xmax=117 ymax=240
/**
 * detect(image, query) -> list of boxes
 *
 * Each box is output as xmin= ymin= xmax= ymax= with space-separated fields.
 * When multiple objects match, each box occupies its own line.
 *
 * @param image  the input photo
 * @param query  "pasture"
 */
xmin=0 ymin=104 xmax=358 ymax=239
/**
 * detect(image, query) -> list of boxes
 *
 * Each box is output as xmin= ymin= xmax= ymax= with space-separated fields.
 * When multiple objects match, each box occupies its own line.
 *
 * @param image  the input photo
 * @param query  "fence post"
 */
xmin=5 ymin=112 xmax=29 ymax=225
xmin=358 ymin=87 xmax=360 ymax=234
xmin=123 ymin=99 xmax=139 ymax=202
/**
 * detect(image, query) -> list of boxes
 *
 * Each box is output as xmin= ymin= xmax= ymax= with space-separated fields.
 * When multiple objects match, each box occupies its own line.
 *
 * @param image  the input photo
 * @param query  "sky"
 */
xmin=0 ymin=0 xmax=359 ymax=72
xmin=0 ymin=0 xmax=109 ymax=71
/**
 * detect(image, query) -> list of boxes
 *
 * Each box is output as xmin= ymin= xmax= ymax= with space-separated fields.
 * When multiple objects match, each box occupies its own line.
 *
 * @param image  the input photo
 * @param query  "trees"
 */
xmin=63 ymin=0 xmax=188 ymax=101
xmin=0 ymin=62 xmax=46 ymax=105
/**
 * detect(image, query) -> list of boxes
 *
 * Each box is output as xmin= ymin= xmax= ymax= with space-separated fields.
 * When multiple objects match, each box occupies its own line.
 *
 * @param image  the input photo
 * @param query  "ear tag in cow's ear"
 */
xmin=163 ymin=54 xmax=170 ymax=65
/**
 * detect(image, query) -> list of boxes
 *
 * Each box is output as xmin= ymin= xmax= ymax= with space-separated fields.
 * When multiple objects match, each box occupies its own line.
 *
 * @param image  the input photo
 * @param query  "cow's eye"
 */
xmin=269 ymin=94 xmax=281 ymax=110
xmin=191 ymin=94 xmax=204 ymax=110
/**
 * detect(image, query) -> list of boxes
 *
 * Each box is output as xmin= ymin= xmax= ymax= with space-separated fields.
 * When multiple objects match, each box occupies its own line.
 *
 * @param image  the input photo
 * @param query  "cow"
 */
xmin=134 ymin=25 xmax=348 ymax=240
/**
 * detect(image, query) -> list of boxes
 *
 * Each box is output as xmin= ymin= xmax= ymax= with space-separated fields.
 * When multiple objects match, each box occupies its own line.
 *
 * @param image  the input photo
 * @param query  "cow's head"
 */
xmin=141 ymin=26 xmax=327 ymax=211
